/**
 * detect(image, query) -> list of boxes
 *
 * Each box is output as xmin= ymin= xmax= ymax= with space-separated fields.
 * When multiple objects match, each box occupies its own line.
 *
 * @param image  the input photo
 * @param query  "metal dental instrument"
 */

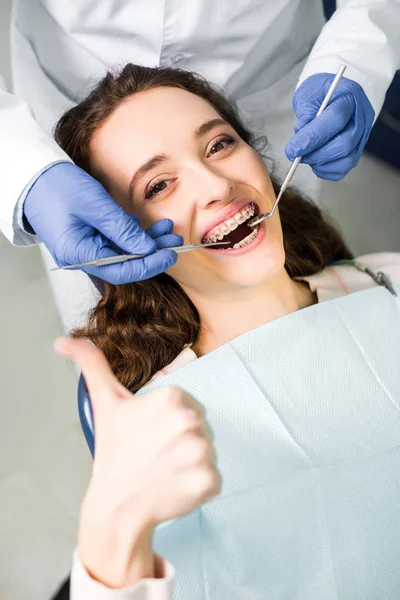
xmin=333 ymin=260 xmax=398 ymax=297
xmin=52 ymin=241 xmax=231 ymax=271
xmin=248 ymin=64 xmax=347 ymax=229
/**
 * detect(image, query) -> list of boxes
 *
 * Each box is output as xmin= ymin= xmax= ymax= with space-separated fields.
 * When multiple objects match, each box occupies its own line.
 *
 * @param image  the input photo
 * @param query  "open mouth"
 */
xmin=201 ymin=202 xmax=260 ymax=250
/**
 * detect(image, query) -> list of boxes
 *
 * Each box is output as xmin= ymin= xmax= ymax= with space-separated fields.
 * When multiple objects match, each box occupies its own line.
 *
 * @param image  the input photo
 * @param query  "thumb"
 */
xmin=292 ymin=89 xmax=322 ymax=134
xmin=54 ymin=337 xmax=125 ymax=404
xmin=293 ymin=113 xmax=315 ymax=134
xmin=291 ymin=72 xmax=337 ymax=133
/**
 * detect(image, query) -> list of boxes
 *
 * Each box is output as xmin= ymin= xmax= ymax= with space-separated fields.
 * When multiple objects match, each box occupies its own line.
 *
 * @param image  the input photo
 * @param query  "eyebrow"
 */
xmin=129 ymin=154 xmax=168 ymax=197
xmin=195 ymin=118 xmax=227 ymax=138
xmin=128 ymin=118 xmax=228 ymax=197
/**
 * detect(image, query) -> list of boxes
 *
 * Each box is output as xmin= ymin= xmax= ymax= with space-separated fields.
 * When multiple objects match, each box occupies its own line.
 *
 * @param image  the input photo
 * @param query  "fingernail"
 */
xmin=163 ymin=218 xmax=173 ymax=228
xmin=285 ymin=147 xmax=295 ymax=160
xmin=162 ymin=250 xmax=178 ymax=266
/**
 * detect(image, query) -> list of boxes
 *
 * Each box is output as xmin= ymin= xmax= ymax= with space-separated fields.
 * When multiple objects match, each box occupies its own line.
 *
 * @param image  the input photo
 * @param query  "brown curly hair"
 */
xmin=54 ymin=64 xmax=352 ymax=392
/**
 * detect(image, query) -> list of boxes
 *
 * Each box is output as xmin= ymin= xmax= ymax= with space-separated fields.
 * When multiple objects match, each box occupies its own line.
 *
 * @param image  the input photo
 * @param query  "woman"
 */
xmin=55 ymin=65 xmax=400 ymax=598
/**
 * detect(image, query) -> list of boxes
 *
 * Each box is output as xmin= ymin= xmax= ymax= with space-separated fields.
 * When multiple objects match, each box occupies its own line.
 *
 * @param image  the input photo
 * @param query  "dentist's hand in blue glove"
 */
xmin=23 ymin=162 xmax=183 ymax=284
xmin=285 ymin=73 xmax=375 ymax=181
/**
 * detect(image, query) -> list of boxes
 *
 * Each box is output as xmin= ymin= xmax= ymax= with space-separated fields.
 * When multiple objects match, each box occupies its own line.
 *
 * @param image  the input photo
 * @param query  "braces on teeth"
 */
xmin=231 ymin=226 xmax=259 ymax=249
xmin=203 ymin=202 xmax=256 ymax=244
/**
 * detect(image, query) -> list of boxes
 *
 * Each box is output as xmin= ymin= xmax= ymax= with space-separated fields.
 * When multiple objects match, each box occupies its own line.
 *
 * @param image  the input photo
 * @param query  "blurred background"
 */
xmin=0 ymin=0 xmax=399 ymax=598
xmin=0 ymin=2 xmax=91 ymax=600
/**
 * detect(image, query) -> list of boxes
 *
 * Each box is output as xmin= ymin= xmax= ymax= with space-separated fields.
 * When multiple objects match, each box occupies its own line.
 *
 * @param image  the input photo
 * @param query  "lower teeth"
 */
xmin=231 ymin=226 xmax=259 ymax=249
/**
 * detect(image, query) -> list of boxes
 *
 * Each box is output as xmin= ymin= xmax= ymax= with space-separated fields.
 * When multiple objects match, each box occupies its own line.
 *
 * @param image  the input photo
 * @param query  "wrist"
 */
xmin=78 ymin=490 xmax=155 ymax=588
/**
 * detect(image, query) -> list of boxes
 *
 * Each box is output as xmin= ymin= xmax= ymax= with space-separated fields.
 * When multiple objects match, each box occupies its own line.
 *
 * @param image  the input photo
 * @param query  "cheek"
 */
xmin=253 ymin=156 xmax=274 ymax=190
xmin=136 ymin=208 xmax=158 ymax=229
xmin=134 ymin=205 xmax=192 ymax=243
xmin=165 ymin=253 xmax=204 ymax=289
xmin=131 ymin=205 xmax=174 ymax=229
xmin=235 ymin=149 xmax=273 ymax=191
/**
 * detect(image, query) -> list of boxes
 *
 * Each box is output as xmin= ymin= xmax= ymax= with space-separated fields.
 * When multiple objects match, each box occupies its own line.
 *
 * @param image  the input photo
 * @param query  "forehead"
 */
xmin=90 ymin=87 xmax=221 ymax=164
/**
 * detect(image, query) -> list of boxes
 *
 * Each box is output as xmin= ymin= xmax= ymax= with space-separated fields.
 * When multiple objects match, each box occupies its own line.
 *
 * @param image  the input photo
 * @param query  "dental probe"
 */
xmin=248 ymin=64 xmax=347 ymax=228
xmin=52 ymin=241 xmax=230 ymax=270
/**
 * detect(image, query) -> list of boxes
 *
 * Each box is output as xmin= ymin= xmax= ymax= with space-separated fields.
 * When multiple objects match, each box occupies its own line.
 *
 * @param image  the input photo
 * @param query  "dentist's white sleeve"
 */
xmin=298 ymin=0 xmax=400 ymax=116
xmin=0 ymin=76 xmax=72 ymax=246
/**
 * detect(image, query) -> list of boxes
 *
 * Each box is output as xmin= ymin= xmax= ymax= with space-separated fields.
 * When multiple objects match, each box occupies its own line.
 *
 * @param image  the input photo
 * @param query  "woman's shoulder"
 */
xmin=301 ymin=252 xmax=400 ymax=303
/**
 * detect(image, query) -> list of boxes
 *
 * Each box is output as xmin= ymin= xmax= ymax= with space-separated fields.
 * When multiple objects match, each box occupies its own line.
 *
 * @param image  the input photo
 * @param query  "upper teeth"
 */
xmin=202 ymin=203 xmax=255 ymax=243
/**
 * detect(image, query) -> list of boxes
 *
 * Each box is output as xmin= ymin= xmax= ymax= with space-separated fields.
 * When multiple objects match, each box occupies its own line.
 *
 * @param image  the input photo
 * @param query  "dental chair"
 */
xmin=78 ymin=374 xmax=95 ymax=457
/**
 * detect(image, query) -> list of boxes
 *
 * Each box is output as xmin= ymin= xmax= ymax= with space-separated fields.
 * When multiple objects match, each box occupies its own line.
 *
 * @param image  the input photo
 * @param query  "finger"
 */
xmin=53 ymin=337 xmax=124 ymax=402
xmin=164 ymin=412 xmax=214 ymax=450
xmin=59 ymin=230 xmax=144 ymax=269
xmin=167 ymin=433 xmax=215 ymax=470
xmin=314 ymin=151 xmax=360 ymax=175
xmin=182 ymin=466 xmax=222 ymax=504
xmin=299 ymin=121 xmax=362 ymax=166
xmin=292 ymin=86 xmax=340 ymax=132
xmin=293 ymin=113 xmax=315 ymax=134
xmin=311 ymin=152 xmax=360 ymax=181
xmin=312 ymin=167 xmax=347 ymax=182
xmin=203 ymin=472 xmax=222 ymax=503
xmin=146 ymin=219 xmax=174 ymax=238
xmin=181 ymin=393 xmax=206 ymax=416
xmin=85 ymin=193 xmax=157 ymax=255
xmin=292 ymin=84 xmax=333 ymax=132
xmin=144 ymin=386 xmax=204 ymax=414
xmin=198 ymin=418 xmax=214 ymax=445
xmin=56 ymin=230 xmax=112 ymax=267
xmin=285 ymin=97 xmax=355 ymax=160
xmin=154 ymin=402 xmax=211 ymax=452
xmin=145 ymin=220 xmax=183 ymax=249
xmin=84 ymin=248 xmax=178 ymax=283
xmin=154 ymin=234 xmax=183 ymax=250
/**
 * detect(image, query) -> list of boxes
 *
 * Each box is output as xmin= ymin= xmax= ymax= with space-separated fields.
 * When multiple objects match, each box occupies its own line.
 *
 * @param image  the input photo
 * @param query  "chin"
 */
xmin=221 ymin=243 xmax=285 ymax=289
xmin=230 ymin=267 xmax=282 ymax=289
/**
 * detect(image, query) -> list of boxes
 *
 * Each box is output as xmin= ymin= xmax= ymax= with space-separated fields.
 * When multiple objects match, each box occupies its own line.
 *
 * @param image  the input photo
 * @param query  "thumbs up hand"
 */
xmin=55 ymin=337 xmax=221 ymax=588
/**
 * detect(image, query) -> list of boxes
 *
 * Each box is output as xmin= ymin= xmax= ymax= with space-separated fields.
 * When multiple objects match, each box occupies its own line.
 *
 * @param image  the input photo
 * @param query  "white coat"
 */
xmin=0 ymin=0 xmax=399 ymax=330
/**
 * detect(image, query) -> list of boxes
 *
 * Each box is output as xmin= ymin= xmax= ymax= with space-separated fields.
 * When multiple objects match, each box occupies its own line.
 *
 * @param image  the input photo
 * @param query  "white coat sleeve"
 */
xmin=70 ymin=551 xmax=174 ymax=600
xmin=0 ymin=76 xmax=72 ymax=246
xmin=297 ymin=0 xmax=400 ymax=116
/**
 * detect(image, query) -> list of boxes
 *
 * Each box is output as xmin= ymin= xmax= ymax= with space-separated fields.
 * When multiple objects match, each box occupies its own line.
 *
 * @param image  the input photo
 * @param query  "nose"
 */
xmin=191 ymin=163 xmax=234 ymax=209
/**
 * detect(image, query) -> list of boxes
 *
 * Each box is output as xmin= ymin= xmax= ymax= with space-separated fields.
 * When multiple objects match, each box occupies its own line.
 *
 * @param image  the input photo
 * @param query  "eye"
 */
xmin=145 ymin=179 xmax=170 ymax=199
xmin=208 ymin=135 xmax=237 ymax=156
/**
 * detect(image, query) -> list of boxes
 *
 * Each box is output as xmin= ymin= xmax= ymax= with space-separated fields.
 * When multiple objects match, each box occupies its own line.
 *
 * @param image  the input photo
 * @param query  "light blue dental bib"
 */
xmin=138 ymin=285 xmax=400 ymax=600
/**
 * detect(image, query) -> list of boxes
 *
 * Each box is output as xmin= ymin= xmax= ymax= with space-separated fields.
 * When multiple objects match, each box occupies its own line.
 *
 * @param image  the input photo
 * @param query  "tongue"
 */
xmin=210 ymin=221 xmax=252 ymax=249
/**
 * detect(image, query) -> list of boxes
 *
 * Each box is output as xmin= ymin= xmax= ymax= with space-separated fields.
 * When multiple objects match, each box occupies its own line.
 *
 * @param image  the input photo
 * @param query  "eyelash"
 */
xmin=144 ymin=135 xmax=237 ymax=199
xmin=208 ymin=135 xmax=237 ymax=156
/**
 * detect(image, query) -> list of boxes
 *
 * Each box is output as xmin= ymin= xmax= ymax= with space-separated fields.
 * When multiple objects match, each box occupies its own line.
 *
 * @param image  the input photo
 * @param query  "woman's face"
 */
xmin=90 ymin=86 xmax=285 ymax=296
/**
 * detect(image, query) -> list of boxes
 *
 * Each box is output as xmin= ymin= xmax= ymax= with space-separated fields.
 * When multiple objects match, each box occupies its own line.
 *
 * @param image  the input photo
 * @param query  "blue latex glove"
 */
xmin=285 ymin=73 xmax=375 ymax=181
xmin=24 ymin=163 xmax=183 ymax=283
